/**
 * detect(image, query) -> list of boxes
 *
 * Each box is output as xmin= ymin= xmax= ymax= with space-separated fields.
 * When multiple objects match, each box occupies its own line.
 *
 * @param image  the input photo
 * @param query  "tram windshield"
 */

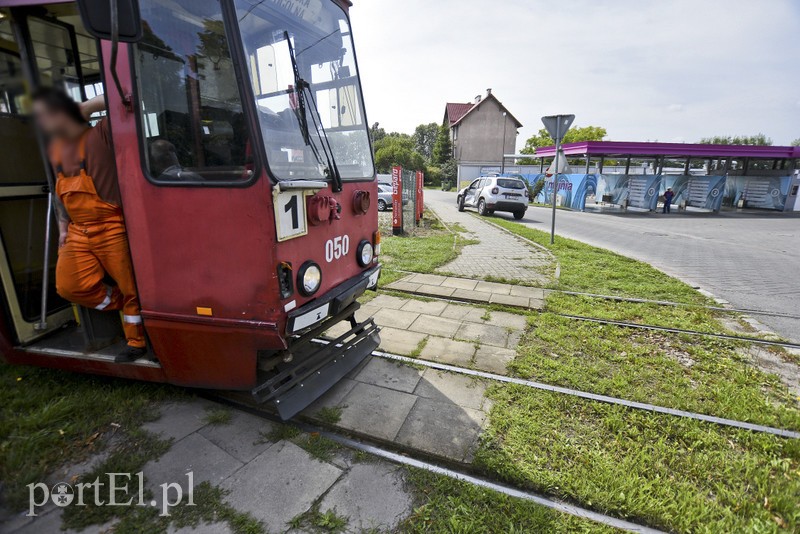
xmin=234 ymin=0 xmax=374 ymax=183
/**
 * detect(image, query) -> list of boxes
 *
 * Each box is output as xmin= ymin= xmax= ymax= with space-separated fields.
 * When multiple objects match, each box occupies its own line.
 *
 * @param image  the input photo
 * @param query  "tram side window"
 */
xmin=135 ymin=0 xmax=252 ymax=183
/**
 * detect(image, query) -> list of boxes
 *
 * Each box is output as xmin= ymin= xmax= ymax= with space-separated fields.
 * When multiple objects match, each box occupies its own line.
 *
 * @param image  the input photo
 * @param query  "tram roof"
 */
xmin=532 ymin=141 xmax=800 ymax=160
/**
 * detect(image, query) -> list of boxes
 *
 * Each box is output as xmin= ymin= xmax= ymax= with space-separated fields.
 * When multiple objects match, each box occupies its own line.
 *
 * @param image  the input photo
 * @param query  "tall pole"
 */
xmin=500 ymin=111 xmax=507 ymax=174
xmin=550 ymin=121 xmax=561 ymax=245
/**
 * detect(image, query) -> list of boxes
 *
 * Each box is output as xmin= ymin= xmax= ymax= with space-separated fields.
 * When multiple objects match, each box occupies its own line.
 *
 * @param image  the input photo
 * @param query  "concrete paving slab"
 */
xmin=474 ymin=345 xmax=516 ymax=375
xmin=456 ymin=322 xmax=509 ymax=347
xmin=487 ymin=311 xmax=529 ymax=330
xmin=368 ymin=294 xmax=409 ymax=310
xmin=144 ymin=433 xmax=243 ymax=505
xmin=319 ymin=462 xmax=412 ymax=533
xmin=509 ymin=285 xmax=546 ymax=300
xmin=414 ymin=369 xmax=488 ymax=411
xmin=395 ymin=398 xmax=486 ymax=462
xmin=419 ymin=336 xmax=475 ymax=367
xmin=489 ymin=293 xmax=531 ymax=308
xmin=372 ymin=307 xmax=419 ymax=329
xmin=142 ymin=400 xmax=216 ymax=442
xmin=353 ymin=357 xmax=423 ymax=393
xmin=198 ymin=411 xmax=275 ymax=464
xmin=335 ymin=383 xmax=417 ymax=441
xmin=439 ymin=302 xmax=475 ymax=321
xmin=399 ymin=299 xmax=448 ymax=316
xmin=408 ymin=314 xmax=462 ymax=337
xmin=221 ymin=441 xmax=341 ymax=534
xmin=377 ymin=327 xmax=427 ymax=355
xmin=441 ymin=277 xmax=479 ymax=290
xmin=529 ymin=298 xmax=545 ymax=309
xmin=451 ymin=288 xmax=492 ymax=303
xmin=407 ymin=273 xmax=445 ymax=286
xmin=507 ymin=330 xmax=523 ymax=348
xmin=386 ymin=280 xmax=421 ymax=293
xmin=414 ymin=284 xmax=457 ymax=297
xmin=303 ymin=378 xmax=359 ymax=414
xmin=475 ymin=281 xmax=512 ymax=295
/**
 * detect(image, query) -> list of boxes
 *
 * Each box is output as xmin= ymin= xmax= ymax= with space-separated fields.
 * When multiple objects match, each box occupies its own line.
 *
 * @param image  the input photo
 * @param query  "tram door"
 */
xmin=0 ymin=4 xmax=103 ymax=343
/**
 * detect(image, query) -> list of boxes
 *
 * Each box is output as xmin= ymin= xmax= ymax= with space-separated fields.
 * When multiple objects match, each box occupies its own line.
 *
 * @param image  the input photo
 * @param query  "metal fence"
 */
xmin=390 ymin=166 xmax=424 ymax=235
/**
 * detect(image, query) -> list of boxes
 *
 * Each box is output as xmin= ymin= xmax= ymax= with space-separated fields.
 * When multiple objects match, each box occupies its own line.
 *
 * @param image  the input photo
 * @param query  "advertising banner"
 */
xmin=724 ymin=175 xmax=793 ymax=211
xmin=392 ymin=166 xmax=403 ymax=235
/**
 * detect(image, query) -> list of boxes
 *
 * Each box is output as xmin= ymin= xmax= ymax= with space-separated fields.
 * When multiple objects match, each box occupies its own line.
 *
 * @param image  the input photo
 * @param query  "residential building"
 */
xmin=443 ymin=88 xmax=522 ymax=167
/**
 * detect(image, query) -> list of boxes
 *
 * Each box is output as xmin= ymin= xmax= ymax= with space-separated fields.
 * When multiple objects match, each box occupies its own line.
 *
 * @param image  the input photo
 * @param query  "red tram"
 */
xmin=0 ymin=0 xmax=381 ymax=418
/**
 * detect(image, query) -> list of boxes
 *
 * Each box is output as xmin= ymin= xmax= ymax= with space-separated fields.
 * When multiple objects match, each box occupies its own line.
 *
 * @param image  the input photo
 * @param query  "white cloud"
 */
xmin=349 ymin=0 xmax=800 ymax=146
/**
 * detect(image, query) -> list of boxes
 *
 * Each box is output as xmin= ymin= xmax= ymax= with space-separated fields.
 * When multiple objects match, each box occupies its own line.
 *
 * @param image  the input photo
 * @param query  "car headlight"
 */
xmin=297 ymin=261 xmax=322 ymax=296
xmin=357 ymin=240 xmax=374 ymax=267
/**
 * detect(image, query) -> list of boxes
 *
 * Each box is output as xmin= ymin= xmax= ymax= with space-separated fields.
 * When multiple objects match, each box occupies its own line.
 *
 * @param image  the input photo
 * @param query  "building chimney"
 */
xmin=486 ymin=88 xmax=492 ymax=95
xmin=474 ymin=94 xmax=482 ymax=104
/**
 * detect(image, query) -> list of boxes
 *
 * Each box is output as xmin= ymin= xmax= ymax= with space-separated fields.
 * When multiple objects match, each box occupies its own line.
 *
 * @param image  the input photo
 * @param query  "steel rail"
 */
xmin=370 ymin=350 xmax=800 ymax=439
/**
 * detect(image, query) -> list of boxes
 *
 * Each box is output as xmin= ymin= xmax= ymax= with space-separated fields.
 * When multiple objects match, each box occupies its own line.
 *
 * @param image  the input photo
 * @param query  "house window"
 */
xmin=453 ymin=126 xmax=458 ymax=140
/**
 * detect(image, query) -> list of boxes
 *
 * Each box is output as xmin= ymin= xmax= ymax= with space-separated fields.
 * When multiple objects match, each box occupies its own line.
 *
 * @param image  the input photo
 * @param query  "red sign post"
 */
xmin=415 ymin=171 xmax=424 ymax=224
xmin=391 ymin=166 xmax=403 ymax=235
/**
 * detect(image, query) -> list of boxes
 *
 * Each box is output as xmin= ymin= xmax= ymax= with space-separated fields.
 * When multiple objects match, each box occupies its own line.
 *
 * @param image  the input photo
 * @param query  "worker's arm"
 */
xmin=79 ymin=95 xmax=106 ymax=121
xmin=54 ymin=197 xmax=70 ymax=248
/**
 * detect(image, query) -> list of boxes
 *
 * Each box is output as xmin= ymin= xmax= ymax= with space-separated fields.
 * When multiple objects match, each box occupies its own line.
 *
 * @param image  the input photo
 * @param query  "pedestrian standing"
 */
xmin=663 ymin=188 xmax=675 ymax=214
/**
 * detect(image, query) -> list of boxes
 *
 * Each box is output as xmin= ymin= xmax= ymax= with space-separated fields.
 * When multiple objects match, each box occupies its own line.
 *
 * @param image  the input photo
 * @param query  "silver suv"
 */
xmin=457 ymin=176 xmax=528 ymax=219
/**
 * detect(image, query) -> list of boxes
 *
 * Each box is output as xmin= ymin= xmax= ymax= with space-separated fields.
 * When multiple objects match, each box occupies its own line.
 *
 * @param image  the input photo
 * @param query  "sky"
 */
xmin=348 ymin=0 xmax=800 ymax=150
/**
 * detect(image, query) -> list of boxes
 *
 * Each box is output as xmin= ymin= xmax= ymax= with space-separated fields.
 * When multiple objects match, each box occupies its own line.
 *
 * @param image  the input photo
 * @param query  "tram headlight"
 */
xmin=357 ymin=240 xmax=374 ymax=267
xmin=298 ymin=261 xmax=322 ymax=296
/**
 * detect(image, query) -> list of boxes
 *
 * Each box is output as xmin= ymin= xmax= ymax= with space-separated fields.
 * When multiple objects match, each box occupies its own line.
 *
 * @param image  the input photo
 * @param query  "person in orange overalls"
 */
xmin=32 ymin=88 xmax=146 ymax=362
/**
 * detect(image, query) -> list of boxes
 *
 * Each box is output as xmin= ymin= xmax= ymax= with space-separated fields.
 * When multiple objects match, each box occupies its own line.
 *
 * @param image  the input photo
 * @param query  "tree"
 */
xmin=518 ymin=125 xmax=607 ymax=164
xmin=440 ymin=158 xmax=457 ymax=184
xmin=373 ymin=136 xmax=425 ymax=173
xmin=412 ymin=122 xmax=439 ymax=162
xmin=698 ymin=134 xmax=772 ymax=146
xmin=520 ymin=125 xmax=607 ymax=153
xmin=431 ymin=125 xmax=453 ymax=166
xmin=790 ymin=138 xmax=800 ymax=147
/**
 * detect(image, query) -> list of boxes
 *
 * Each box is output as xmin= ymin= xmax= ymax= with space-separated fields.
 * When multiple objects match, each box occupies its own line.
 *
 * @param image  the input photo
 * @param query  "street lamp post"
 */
xmin=500 ymin=111 xmax=507 ymax=174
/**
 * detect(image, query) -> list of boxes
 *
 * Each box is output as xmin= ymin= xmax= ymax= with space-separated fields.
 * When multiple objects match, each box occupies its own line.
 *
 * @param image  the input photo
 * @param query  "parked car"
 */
xmin=457 ymin=176 xmax=528 ymax=219
xmin=377 ymin=184 xmax=412 ymax=211
xmin=378 ymin=184 xmax=395 ymax=211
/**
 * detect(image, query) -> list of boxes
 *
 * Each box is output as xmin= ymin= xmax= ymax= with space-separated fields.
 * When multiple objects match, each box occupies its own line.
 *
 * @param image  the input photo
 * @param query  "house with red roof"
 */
xmin=443 ymin=88 xmax=522 ymax=166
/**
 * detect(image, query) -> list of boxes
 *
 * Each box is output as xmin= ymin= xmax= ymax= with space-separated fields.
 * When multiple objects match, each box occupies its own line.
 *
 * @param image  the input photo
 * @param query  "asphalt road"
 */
xmin=427 ymin=189 xmax=800 ymax=342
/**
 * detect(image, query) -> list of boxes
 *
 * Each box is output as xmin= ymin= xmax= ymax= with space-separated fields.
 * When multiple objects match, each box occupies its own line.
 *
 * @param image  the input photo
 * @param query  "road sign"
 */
xmin=541 ymin=114 xmax=575 ymax=143
xmin=541 ymin=114 xmax=575 ymax=245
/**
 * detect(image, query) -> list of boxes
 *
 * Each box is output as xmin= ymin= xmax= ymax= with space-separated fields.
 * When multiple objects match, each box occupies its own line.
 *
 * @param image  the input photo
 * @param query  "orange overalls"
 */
xmin=52 ymin=131 xmax=145 ymax=349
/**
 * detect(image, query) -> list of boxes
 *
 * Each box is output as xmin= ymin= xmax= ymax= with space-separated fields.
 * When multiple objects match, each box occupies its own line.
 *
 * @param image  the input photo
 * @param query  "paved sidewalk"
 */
xmin=425 ymin=191 xmax=554 ymax=284
xmin=386 ymin=273 xmax=546 ymax=309
xmin=4 ymin=399 xmax=415 ymax=534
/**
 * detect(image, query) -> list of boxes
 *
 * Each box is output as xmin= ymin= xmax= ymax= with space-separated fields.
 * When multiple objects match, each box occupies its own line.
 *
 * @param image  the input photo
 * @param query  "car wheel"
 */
xmin=513 ymin=210 xmax=525 ymax=220
xmin=378 ymin=199 xmax=387 ymax=211
xmin=477 ymin=199 xmax=487 ymax=216
xmin=458 ymin=195 xmax=465 ymax=212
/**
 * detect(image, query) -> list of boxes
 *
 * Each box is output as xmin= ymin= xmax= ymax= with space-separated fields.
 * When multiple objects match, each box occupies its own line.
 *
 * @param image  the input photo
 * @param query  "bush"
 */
xmin=425 ymin=166 xmax=442 ymax=187
xmin=529 ymin=178 xmax=545 ymax=202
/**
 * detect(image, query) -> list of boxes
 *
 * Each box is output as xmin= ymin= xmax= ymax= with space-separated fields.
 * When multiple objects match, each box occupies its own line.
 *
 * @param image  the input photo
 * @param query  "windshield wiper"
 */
xmin=285 ymin=32 xmax=343 ymax=193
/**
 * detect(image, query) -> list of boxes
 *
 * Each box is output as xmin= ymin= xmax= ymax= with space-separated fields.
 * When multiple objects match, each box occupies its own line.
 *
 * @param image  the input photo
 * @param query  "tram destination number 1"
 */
xmin=275 ymin=190 xmax=308 ymax=241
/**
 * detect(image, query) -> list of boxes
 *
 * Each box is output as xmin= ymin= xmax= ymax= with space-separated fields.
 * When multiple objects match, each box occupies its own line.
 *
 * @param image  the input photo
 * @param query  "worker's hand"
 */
xmin=58 ymin=231 xmax=67 ymax=249
xmin=79 ymin=101 xmax=92 ymax=121
xmin=79 ymin=95 xmax=106 ymax=121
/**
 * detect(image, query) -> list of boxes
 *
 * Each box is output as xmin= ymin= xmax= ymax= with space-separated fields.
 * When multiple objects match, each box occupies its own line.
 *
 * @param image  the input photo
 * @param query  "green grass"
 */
xmin=466 ymin=218 xmax=800 ymax=532
xmin=316 ymin=406 xmax=343 ymax=425
xmin=400 ymin=468 xmax=616 ymax=533
xmin=489 ymin=217 xmax=710 ymax=304
xmin=476 ymin=386 xmax=800 ymax=533
xmin=380 ymin=215 xmax=476 ymax=285
xmin=204 ymin=406 xmax=233 ymax=425
xmin=0 ymin=364 xmax=179 ymax=510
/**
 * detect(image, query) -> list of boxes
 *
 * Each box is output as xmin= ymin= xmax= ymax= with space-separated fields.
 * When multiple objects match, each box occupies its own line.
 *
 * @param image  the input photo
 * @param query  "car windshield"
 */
xmin=234 ymin=0 xmax=374 ymax=183
xmin=497 ymin=179 xmax=525 ymax=190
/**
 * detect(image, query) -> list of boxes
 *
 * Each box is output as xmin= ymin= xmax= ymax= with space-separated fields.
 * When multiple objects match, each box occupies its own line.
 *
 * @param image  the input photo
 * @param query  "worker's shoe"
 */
xmin=115 ymin=346 xmax=147 ymax=363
